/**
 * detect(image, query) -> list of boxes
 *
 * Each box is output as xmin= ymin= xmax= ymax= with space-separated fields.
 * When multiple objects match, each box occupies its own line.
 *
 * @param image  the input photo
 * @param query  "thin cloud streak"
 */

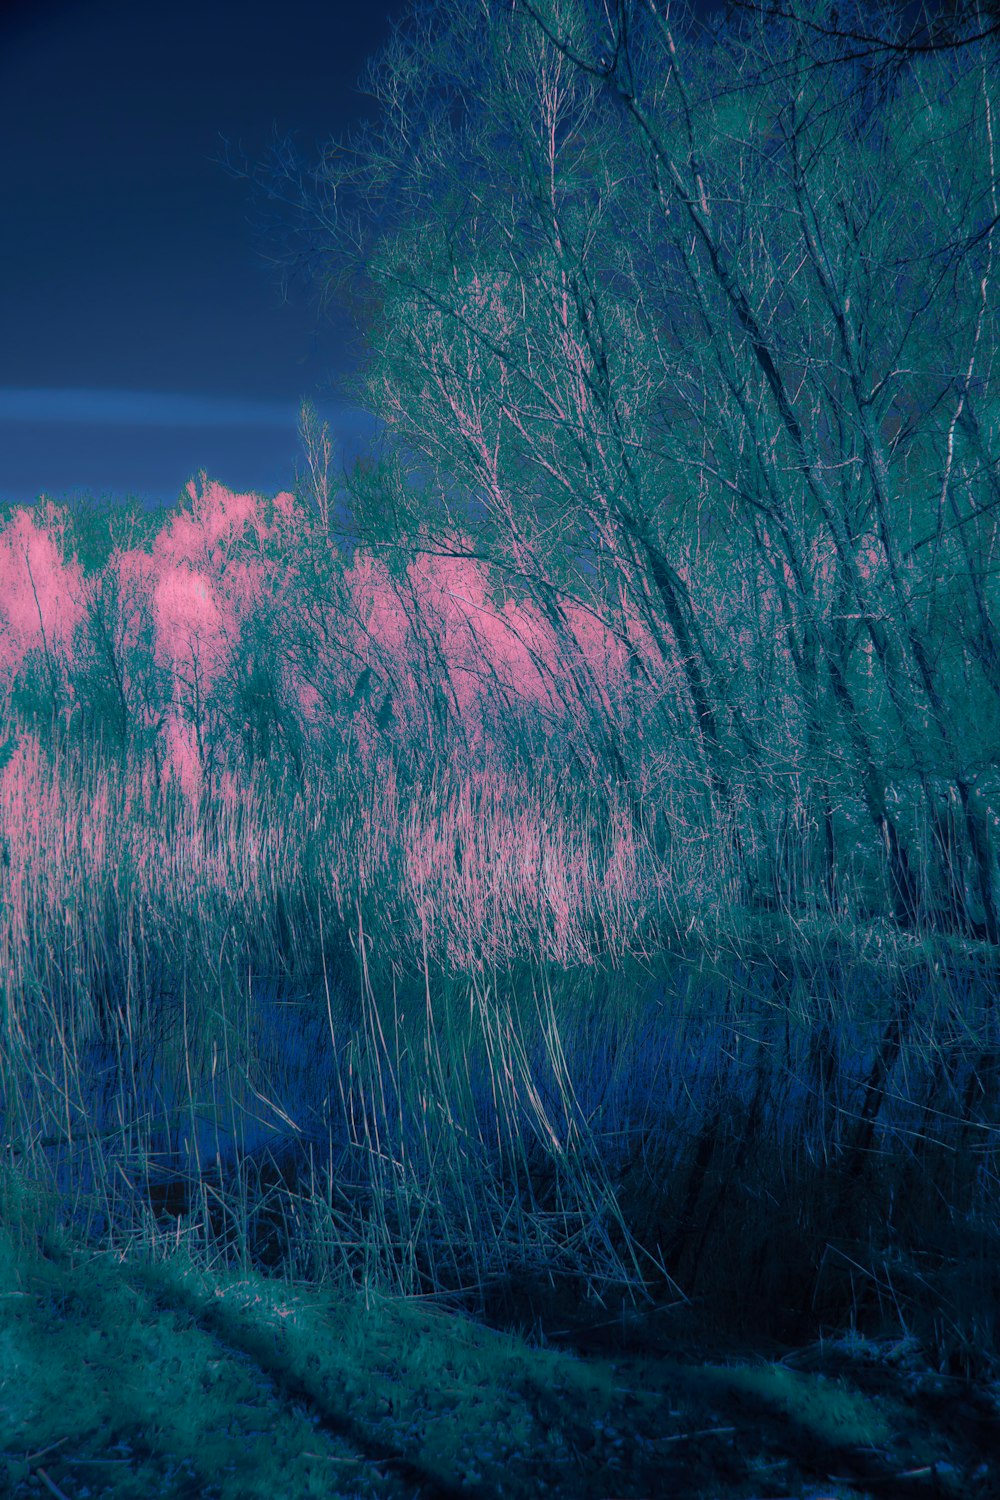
xmin=0 ymin=388 xmax=302 ymax=429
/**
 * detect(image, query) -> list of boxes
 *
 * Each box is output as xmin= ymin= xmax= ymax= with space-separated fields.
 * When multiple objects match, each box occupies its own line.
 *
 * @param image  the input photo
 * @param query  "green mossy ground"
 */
xmin=2 ymin=1219 xmax=996 ymax=1499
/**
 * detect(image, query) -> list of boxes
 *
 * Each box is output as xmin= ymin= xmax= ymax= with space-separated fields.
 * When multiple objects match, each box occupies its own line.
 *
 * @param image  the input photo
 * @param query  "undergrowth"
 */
xmin=1 ymin=737 xmax=998 ymax=1381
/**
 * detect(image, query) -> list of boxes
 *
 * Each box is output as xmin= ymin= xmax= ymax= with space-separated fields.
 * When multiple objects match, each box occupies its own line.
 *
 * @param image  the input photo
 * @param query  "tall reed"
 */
xmin=1 ymin=727 xmax=997 ymax=1371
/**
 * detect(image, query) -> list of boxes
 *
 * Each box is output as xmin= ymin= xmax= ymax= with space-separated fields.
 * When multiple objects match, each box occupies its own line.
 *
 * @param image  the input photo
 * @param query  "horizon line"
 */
xmin=0 ymin=387 xmax=367 ymax=430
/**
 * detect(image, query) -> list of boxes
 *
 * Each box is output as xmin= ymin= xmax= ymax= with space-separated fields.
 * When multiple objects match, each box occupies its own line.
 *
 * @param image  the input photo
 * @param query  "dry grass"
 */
xmin=0 ymin=727 xmax=997 ymax=1379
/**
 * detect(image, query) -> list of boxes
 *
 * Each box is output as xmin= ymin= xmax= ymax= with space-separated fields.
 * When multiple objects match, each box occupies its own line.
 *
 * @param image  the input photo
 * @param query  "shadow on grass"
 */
xmin=3 ymin=1214 xmax=998 ymax=1500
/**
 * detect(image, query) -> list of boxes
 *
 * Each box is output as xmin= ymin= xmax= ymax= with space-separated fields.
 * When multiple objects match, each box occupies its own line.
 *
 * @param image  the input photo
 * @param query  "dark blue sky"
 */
xmin=0 ymin=0 xmax=407 ymax=507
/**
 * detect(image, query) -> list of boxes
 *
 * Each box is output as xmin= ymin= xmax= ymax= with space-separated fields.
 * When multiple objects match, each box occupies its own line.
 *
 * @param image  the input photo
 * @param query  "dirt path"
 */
xmin=1 ymin=1224 xmax=996 ymax=1498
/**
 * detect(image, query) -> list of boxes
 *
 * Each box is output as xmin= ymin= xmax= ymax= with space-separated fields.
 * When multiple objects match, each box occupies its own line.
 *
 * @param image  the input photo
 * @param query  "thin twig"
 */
xmin=36 ymin=1469 xmax=72 ymax=1500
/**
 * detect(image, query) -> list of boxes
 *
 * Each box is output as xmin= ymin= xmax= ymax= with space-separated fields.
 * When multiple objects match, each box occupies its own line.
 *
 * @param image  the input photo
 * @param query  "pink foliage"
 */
xmin=344 ymin=543 xmax=575 ymax=732
xmin=345 ymin=551 xmax=410 ymax=661
xmin=0 ymin=479 xmax=666 ymax=797
xmin=409 ymin=552 xmax=558 ymax=713
xmin=163 ymin=714 xmax=204 ymax=802
xmin=295 ymin=679 xmax=324 ymax=727
xmin=152 ymin=564 xmax=227 ymax=687
xmin=330 ymin=528 xmax=666 ymax=761
xmin=92 ymin=479 xmax=296 ymax=791
xmin=0 ymin=506 xmax=85 ymax=684
xmin=150 ymin=477 xmax=286 ymax=679
xmin=160 ymin=476 xmax=270 ymax=564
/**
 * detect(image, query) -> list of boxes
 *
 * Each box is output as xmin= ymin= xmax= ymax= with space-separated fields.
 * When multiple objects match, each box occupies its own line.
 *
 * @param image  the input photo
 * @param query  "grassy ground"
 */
xmin=1 ymin=1214 xmax=997 ymax=1499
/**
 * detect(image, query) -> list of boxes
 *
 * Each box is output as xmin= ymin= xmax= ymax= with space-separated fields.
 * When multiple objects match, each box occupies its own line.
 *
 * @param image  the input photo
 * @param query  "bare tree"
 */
xmin=236 ymin=0 xmax=1000 ymax=936
xmin=515 ymin=0 xmax=1000 ymax=933
xmin=723 ymin=0 xmax=1000 ymax=61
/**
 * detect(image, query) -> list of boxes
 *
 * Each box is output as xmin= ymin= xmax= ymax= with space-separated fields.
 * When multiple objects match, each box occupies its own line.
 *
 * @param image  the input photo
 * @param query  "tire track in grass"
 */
xmin=4 ymin=1221 xmax=996 ymax=1498
xmin=124 ymin=1251 xmax=486 ymax=1500
xmin=0 ymin=1229 xmax=421 ymax=1498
